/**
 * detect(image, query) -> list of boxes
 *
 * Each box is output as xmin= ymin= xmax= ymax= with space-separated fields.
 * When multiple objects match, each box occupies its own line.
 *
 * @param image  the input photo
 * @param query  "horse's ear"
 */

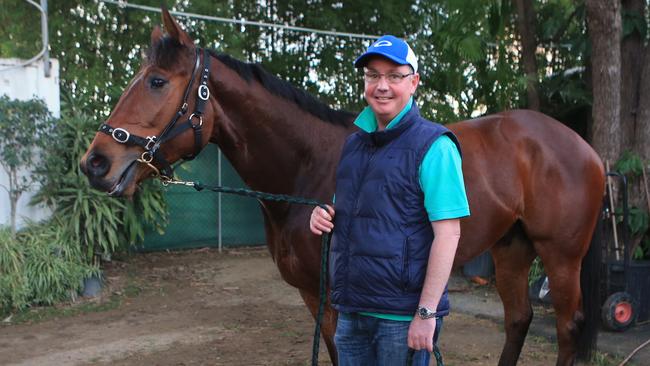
xmin=161 ymin=7 xmax=193 ymax=47
xmin=150 ymin=25 xmax=163 ymax=47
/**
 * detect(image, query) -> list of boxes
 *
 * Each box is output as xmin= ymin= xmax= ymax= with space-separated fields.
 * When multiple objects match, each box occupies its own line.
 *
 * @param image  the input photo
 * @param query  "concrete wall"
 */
xmin=0 ymin=58 xmax=60 ymax=229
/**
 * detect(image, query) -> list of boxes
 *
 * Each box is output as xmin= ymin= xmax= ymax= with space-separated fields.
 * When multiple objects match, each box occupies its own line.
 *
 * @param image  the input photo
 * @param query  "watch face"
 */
xmin=418 ymin=307 xmax=427 ymax=317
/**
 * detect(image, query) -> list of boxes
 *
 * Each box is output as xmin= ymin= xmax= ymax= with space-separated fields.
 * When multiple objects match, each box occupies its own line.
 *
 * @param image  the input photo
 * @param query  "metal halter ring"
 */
xmin=111 ymin=127 xmax=130 ymax=143
xmin=189 ymin=113 xmax=203 ymax=127
xmin=140 ymin=151 xmax=154 ymax=163
xmin=136 ymin=152 xmax=161 ymax=177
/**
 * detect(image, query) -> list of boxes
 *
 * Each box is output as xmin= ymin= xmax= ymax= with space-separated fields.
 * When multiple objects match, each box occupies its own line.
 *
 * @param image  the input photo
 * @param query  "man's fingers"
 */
xmin=315 ymin=222 xmax=332 ymax=233
xmin=319 ymin=207 xmax=332 ymax=221
xmin=325 ymin=204 xmax=335 ymax=217
xmin=309 ymin=206 xmax=335 ymax=236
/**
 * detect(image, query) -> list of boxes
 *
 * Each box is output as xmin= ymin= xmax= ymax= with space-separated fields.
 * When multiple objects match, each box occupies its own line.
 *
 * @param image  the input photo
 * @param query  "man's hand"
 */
xmin=408 ymin=316 xmax=436 ymax=352
xmin=309 ymin=205 xmax=335 ymax=235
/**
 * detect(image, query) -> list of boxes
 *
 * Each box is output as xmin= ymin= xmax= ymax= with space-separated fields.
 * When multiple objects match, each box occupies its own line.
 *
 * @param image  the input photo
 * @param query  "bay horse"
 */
xmin=81 ymin=10 xmax=604 ymax=366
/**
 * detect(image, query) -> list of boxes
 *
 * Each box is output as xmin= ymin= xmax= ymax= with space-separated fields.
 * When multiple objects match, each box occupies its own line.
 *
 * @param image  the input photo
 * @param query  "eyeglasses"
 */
xmin=363 ymin=71 xmax=414 ymax=84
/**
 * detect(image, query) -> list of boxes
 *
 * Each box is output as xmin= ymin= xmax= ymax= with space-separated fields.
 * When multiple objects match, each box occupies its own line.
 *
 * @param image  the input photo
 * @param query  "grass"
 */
xmin=591 ymin=351 xmax=625 ymax=366
xmin=1 ymin=272 xmax=146 ymax=326
xmin=2 ymin=294 xmax=123 ymax=325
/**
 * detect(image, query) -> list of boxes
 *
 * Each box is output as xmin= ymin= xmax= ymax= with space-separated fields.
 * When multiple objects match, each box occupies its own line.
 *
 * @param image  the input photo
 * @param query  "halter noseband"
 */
xmin=98 ymin=48 xmax=211 ymax=179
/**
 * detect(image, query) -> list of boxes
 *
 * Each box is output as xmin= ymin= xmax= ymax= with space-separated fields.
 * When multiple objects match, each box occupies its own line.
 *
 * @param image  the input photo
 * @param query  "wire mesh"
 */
xmin=140 ymin=144 xmax=265 ymax=251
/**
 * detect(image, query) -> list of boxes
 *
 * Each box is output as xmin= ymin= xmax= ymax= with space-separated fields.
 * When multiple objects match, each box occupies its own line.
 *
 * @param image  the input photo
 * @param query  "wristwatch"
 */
xmin=416 ymin=306 xmax=438 ymax=319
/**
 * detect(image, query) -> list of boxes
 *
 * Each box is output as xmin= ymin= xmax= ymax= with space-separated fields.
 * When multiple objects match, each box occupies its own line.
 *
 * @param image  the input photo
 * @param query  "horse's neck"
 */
xmin=207 ymin=58 xmax=354 ymax=201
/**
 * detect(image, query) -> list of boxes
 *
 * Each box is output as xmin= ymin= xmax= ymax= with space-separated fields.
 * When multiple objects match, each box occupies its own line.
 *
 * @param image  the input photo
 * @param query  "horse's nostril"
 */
xmin=86 ymin=152 xmax=110 ymax=177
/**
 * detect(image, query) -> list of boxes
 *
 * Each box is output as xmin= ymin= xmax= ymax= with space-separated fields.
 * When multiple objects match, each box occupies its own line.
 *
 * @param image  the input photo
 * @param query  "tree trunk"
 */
xmin=514 ymin=0 xmax=540 ymax=110
xmin=586 ymin=0 xmax=622 ymax=164
xmin=635 ymin=23 xmax=650 ymax=163
xmin=620 ymin=0 xmax=645 ymax=150
xmin=620 ymin=0 xmax=650 ymax=222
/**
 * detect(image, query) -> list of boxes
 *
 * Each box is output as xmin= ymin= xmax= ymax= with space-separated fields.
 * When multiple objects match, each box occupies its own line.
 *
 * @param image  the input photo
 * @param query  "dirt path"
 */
xmin=0 ymin=247 xmax=560 ymax=365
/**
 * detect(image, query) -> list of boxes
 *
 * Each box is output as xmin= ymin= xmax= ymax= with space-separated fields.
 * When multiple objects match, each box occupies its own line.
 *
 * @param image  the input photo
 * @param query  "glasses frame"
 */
xmin=363 ymin=70 xmax=415 ymax=84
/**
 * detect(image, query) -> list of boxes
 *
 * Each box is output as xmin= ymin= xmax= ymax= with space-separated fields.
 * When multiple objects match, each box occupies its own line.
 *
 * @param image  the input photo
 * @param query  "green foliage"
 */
xmin=528 ymin=257 xmax=545 ymax=285
xmin=0 ymin=0 xmax=599 ymax=128
xmin=0 ymin=223 xmax=98 ymax=315
xmin=0 ymin=96 xmax=54 ymax=234
xmin=31 ymin=111 xmax=168 ymax=261
xmin=628 ymin=207 xmax=649 ymax=235
xmin=622 ymin=7 xmax=648 ymax=38
xmin=0 ymin=0 xmax=42 ymax=59
xmin=0 ymin=227 xmax=29 ymax=312
xmin=0 ymin=96 xmax=52 ymax=170
xmin=614 ymin=151 xmax=650 ymax=259
xmin=627 ymin=207 xmax=650 ymax=259
xmin=615 ymin=150 xmax=645 ymax=176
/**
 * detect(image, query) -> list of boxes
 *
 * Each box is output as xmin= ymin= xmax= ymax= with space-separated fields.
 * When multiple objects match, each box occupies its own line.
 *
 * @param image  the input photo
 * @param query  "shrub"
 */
xmin=0 ymin=96 xmax=53 ymax=236
xmin=0 ymin=226 xmax=29 ymax=312
xmin=31 ymin=112 xmax=168 ymax=261
xmin=0 ymin=223 xmax=97 ymax=315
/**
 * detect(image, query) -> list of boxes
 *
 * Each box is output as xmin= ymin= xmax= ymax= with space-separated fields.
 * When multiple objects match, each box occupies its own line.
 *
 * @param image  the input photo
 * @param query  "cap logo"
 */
xmin=373 ymin=40 xmax=392 ymax=47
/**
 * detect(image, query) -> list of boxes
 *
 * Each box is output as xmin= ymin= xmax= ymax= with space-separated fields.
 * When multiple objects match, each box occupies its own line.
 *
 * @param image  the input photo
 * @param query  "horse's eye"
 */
xmin=150 ymin=77 xmax=167 ymax=89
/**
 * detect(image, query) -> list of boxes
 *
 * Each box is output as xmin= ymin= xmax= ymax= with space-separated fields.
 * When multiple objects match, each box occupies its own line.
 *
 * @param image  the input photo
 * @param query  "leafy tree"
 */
xmin=0 ymin=96 xmax=53 ymax=237
xmin=2 ymin=0 xmax=649 ymax=259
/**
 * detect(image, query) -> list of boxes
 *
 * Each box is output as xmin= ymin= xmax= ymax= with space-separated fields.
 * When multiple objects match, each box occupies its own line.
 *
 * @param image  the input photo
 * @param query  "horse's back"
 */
xmin=448 ymin=110 xmax=604 ymax=263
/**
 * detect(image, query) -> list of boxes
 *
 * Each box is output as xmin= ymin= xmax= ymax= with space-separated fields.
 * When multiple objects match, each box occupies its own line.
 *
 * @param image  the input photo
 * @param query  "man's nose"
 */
xmin=376 ymin=76 xmax=390 ymax=90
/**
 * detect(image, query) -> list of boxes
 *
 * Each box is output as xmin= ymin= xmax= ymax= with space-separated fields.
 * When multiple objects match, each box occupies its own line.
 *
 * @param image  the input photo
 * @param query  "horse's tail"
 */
xmin=576 ymin=206 xmax=603 ymax=361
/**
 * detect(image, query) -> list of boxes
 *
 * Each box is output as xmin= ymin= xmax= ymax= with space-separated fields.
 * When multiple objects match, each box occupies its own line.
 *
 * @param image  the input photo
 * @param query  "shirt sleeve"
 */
xmin=419 ymin=134 xmax=470 ymax=222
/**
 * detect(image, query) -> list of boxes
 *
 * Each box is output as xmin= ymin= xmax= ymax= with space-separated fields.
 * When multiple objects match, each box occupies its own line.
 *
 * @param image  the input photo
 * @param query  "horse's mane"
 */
xmin=148 ymin=37 xmax=354 ymax=126
xmin=209 ymin=50 xmax=354 ymax=126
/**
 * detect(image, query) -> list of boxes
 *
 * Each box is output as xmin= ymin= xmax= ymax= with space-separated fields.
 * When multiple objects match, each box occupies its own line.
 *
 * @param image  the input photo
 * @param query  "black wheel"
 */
xmin=601 ymin=292 xmax=637 ymax=331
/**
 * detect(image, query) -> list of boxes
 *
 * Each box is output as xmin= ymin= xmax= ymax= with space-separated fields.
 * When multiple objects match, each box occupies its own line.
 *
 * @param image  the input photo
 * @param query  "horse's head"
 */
xmin=81 ymin=9 xmax=214 ymax=197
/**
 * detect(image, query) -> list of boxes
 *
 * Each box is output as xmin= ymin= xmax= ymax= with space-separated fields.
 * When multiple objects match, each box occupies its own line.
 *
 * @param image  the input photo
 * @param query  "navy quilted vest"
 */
xmin=330 ymin=103 xmax=459 ymax=316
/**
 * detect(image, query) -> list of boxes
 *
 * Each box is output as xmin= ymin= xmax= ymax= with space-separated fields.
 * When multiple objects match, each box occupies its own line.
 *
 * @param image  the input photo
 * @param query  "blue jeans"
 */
xmin=334 ymin=312 xmax=443 ymax=366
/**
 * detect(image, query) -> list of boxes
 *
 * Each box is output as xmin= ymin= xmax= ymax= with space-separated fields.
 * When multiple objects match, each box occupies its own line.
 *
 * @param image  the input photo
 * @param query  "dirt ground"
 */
xmin=0 ymin=247 xmax=564 ymax=365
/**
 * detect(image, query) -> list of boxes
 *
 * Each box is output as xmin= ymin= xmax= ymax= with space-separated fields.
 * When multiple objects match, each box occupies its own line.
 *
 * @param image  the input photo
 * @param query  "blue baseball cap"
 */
xmin=354 ymin=35 xmax=418 ymax=73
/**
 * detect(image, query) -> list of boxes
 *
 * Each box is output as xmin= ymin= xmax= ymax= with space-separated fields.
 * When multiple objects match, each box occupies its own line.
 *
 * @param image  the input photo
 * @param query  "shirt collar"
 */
xmin=353 ymin=97 xmax=414 ymax=133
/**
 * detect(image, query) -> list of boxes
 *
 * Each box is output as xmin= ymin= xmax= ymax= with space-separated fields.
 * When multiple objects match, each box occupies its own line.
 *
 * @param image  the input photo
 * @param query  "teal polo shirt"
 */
xmin=352 ymin=98 xmax=470 ymax=321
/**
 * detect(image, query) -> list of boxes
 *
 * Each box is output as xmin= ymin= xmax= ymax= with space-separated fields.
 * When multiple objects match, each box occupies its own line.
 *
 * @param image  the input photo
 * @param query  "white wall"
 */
xmin=0 ymin=58 xmax=60 ymax=229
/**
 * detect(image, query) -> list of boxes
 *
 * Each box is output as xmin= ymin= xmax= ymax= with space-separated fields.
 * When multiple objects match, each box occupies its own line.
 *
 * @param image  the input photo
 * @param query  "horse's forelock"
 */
xmin=146 ymin=36 xmax=193 ymax=70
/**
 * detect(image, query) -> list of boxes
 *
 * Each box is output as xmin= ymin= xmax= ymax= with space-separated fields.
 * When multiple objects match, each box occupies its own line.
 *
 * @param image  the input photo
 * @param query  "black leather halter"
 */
xmin=98 ymin=48 xmax=211 ymax=179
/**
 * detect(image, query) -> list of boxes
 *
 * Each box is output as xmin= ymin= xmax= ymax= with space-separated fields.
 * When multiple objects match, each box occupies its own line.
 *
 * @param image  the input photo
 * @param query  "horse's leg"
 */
xmin=298 ymin=289 xmax=338 ymax=365
xmin=491 ymin=228 xmax=537 ymax=366
xmin=535 ymin=246 xmax=585 ymax=366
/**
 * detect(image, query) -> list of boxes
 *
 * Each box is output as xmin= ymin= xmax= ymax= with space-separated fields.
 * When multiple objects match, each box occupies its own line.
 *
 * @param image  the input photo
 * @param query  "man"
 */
xmin=310 ymin=35 xmax=469 ymax=365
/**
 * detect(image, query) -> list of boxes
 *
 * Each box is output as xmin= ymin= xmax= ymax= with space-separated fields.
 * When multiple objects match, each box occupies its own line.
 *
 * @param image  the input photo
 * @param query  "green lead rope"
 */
xmin=407 ymin=344 xmax=444 ymax=366
xmin=166 ymin=179 xmax=442 ymax=366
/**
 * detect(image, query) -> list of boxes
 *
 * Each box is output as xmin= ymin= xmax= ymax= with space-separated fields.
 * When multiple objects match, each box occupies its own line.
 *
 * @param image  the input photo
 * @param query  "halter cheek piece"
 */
xmin=98 ymin=48 xmax=211 ymax=179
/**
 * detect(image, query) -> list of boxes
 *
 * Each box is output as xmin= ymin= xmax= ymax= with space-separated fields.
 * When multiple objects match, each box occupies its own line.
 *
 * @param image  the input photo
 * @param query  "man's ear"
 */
xmin=410 ymin=73 xmax=420 ymax=95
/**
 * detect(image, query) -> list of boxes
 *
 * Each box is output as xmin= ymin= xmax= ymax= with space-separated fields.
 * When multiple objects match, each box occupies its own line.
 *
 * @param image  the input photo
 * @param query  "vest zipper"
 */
xmin=351 ymin=146 xmax=378 ymax=214
xmin=344 ymin=145 xmax=378 ymax=305
xmin=402 ymin=236 xmax=410 ymax=291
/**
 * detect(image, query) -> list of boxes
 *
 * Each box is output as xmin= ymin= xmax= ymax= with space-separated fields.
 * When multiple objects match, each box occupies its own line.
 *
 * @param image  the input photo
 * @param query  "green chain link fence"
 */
xmin=139 ymin=144 xmax=266 ymax=251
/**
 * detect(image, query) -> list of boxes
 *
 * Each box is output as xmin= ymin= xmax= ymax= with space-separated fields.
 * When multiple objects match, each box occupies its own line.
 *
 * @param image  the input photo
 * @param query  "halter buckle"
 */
xmin=145 ymin=136 xmax=157 ymax=150
xmin=198 ymin=85 xmax=210 ymax=101
xmin=111 ymin=128 xmax=130 ymax=144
